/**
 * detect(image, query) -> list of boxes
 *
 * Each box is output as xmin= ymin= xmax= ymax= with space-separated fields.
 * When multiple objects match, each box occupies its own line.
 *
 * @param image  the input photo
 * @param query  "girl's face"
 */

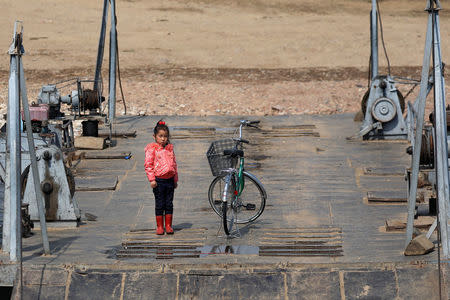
xmin=154 ymin=129 xmax=169 ymax=146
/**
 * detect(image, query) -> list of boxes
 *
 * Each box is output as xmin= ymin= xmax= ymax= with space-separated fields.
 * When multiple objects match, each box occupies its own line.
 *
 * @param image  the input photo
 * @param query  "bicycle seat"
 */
xmin=224 ymin=149 xmax=244 ymax=157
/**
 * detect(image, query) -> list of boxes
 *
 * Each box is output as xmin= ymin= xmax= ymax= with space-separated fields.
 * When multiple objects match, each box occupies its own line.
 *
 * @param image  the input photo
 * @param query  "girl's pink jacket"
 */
xmin=144 ymin=142 xmax=178 ymax=183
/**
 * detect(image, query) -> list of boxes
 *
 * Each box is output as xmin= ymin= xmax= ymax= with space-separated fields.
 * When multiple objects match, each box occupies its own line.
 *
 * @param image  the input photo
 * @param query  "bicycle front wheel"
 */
xmin=222 ymin=198 xmax=235 ymax=235
xmin=209 ymin=172 xmax=266 ymax=224
xmin=208 ymin=173 xmax=236 ymax=235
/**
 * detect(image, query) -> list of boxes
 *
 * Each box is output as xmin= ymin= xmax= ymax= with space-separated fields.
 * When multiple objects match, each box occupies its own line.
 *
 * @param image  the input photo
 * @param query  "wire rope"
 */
xmin=111 ymin=0 xmax=127 ymax=115
xmin=376 ymin=0 xmax=391 ymax=76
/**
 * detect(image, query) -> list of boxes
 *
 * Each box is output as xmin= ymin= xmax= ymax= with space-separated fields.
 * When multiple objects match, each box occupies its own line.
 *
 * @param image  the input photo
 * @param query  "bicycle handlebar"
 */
xmin=240 ymin=119 xmax=260 ymax=128
xmin=233 ymin=138 xmax=249 ymax=144
xmin=236 ymin=120 xmax=260 ymax=144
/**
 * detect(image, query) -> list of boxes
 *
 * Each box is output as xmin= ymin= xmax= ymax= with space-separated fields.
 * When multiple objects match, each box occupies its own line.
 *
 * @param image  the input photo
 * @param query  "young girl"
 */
xmin=144 ymin=120 xmax=178 ymax=235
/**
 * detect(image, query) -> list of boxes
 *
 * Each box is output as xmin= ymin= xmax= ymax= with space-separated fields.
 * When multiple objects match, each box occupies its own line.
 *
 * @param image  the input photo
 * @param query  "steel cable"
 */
xmin=112 ymin=0 xmax=127 ymax=115
xmin=376 ymin=0 xmax=391 ymax=76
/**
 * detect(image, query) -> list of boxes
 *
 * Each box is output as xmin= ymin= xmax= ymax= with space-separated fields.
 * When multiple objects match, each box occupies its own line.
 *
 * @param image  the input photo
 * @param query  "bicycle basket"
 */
xmin=206 ymin=138 xmax=239 ymax=176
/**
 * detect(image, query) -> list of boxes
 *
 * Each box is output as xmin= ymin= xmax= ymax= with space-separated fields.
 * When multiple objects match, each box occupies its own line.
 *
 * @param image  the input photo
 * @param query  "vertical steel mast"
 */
xmin=109 ymin=0 xmax=117 ymax=124
xmin=7 ymin=21 xmax=22 ymax=263
xmin=370 ymin=0 xmax=378 ymax=80
xmin=93 ymin=0 xmax=117 ymax=125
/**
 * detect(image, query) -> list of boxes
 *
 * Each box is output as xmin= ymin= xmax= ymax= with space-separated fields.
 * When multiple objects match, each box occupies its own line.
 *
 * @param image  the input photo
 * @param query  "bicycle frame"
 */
xmin=221 ymin=157 xmax=245 ymax=205
xmin=233 ymin=122 xmax=248 ymax=198
xmin=237 ymin=156 xmax=245 ymax=196
xmin=221 ymin=123 xmax=246 ymax=204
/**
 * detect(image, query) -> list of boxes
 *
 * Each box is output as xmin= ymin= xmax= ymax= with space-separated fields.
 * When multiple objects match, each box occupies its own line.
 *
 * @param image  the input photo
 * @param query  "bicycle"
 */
xmin=206 ymin=120 xmax=267 ymax=236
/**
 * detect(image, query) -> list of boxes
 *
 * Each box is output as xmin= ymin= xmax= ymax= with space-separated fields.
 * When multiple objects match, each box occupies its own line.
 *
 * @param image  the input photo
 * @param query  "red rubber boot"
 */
xmin=156 ymin=216 xmax=164 ymax=235
xmin=165 ymin=214 xmax=174 ymax=234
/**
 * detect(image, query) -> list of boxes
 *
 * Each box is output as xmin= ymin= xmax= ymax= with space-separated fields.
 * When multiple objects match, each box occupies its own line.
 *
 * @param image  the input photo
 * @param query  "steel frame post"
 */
xmin=6 ymin=22 xmax=25 ymax=298
xmin=93 ymin=0 xmax=117 ymax=125
xmin=370 ymin=0 xmax=378 ymax=80
xmin=6 ymin=22 xmax=25 ymax=264
xmin=7 ymin=46 xmax=21 ymax=262
xmin=108 ymin=0 xmax=117 ymax=124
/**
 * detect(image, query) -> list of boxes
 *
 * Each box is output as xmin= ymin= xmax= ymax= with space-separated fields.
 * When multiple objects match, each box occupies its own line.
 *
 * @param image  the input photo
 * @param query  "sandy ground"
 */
xmin=0 ymin=0 xmax=448 ymax=117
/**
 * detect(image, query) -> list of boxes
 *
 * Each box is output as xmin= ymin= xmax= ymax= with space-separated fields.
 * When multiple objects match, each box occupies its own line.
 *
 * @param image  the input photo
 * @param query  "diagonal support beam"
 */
xmin=19 ymin=55 xmax=50 ymax=255
xmin=405 ymin=11 xmax=433 ymax=247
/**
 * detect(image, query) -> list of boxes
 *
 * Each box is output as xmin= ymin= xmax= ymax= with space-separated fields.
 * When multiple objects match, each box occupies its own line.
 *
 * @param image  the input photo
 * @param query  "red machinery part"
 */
xmin=22 ymin=103 xmax=49 ymax=121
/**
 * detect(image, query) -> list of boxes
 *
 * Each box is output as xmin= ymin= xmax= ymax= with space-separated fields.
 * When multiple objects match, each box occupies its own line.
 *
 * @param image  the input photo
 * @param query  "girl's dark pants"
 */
xmin=153 ymin=177 xmax=174 ymax=216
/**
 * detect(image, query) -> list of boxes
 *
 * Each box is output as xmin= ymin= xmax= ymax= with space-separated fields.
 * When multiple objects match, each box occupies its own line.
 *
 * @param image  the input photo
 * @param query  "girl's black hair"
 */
xmin=154 ymin=119 xmax=170 ymax=136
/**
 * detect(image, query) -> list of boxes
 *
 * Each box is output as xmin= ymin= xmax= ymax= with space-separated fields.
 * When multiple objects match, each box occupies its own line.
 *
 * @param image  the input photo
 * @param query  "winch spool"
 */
xmin=80 ymin=89 xmax=100 ymax=110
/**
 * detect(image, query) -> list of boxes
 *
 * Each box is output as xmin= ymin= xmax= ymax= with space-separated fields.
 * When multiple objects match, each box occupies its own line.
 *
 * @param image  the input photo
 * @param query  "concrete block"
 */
xmin=286 ymin=271 xmax=341 ymax=299
xmin=404 ymin=234 xmax=435 ymax=256
xmin=23 ymin=285 xmax=65 ymax=300
xmin=396 ymin=265 xmax=439 ymax=299
xmin=23 ymin=267 xmax=67 ymax=286
xmin=343 ymin=270 xmax=396 ymax=299
xmin=220 ymin=273 xmax=284 ymax=299
xmin=178 ymin=273 xmax=219 ymax=299
xmin=178 ymin=272 xmax=285 ymax=299
xmin=75 ymin=136 xmax=106 ymax=150
xmin=123 ymin=272 xmax=177 ymax=299
xmin=68 ymin=272 xmax=122 ymax=300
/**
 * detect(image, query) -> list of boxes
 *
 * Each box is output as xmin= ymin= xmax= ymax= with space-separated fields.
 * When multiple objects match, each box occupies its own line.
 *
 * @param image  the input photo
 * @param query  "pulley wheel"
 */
xmin=371 ymin=97 xmax=397 ymax=123
xmin=361 ymin=89 xmax=405 ymax=115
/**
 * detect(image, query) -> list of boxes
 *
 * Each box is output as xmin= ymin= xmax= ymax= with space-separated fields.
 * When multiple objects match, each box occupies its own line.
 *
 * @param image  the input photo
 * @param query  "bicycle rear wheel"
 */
xmin=235 ymin=172 xmax=266 ymax=224
xmin=208 ymin=172 xmax=266 ymax=224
